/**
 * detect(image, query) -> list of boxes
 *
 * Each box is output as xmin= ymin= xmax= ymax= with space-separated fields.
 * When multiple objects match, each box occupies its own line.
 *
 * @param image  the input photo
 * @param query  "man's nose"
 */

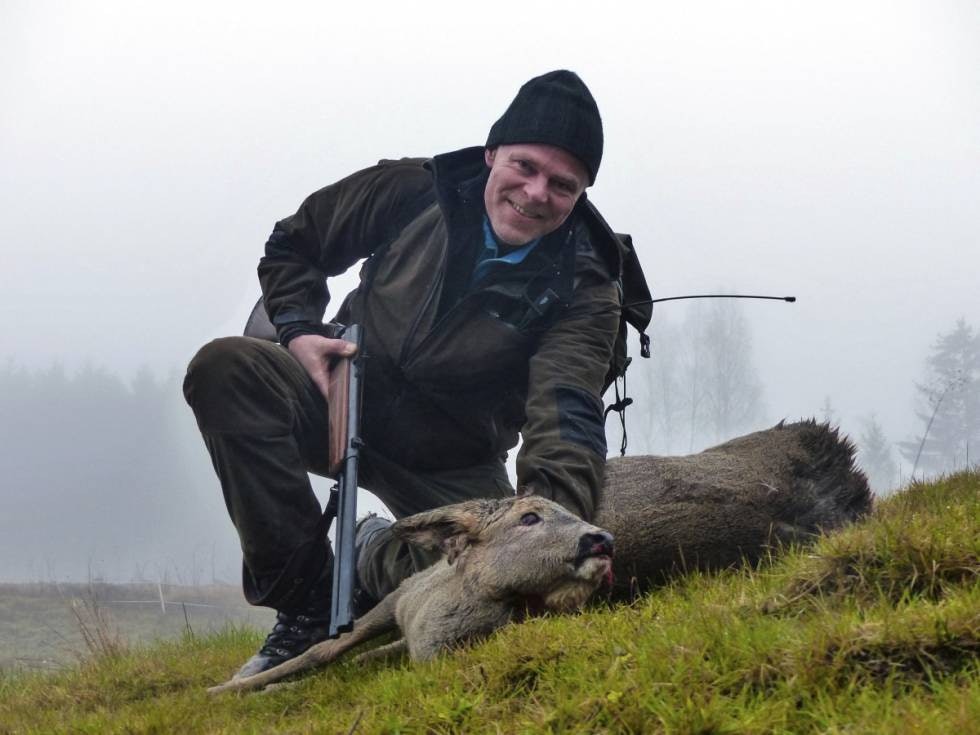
xmin=525 ymin=175 xmax=548 ymax=202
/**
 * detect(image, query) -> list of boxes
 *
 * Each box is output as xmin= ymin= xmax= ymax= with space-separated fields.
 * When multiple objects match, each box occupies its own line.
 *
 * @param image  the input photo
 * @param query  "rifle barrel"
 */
xmin=329 ymin=324 xmax=363 ymax=638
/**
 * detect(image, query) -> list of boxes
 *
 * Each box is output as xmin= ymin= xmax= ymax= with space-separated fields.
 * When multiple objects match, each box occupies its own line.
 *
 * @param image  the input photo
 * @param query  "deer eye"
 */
xmin=520 ymin=512 xmax=541 ymax=526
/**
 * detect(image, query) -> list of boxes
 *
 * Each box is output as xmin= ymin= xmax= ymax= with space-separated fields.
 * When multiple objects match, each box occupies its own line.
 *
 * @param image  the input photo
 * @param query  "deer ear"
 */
xmin=392 ymin=499 xmax=502 ymax=560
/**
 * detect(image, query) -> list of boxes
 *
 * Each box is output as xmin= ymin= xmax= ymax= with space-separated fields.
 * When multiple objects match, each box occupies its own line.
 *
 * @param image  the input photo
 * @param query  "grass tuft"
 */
xmin=763 ymin=470 xmax=979 ymax=612
xmin=66 ymin=593 xmax=128 ymax=663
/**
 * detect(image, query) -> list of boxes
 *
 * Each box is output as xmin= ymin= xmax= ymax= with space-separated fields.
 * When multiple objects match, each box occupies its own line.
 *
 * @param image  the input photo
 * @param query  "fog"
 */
xmin=2 ymin=1 xmax=978 ymax=582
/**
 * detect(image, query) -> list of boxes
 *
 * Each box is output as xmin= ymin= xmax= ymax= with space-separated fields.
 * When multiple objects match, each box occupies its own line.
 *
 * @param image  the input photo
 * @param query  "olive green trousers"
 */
xmin=183 ymin=336 xmax=513 ymax=612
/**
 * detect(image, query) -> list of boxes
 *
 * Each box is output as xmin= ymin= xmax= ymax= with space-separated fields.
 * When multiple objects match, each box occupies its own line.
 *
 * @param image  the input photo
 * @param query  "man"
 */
xmin=184 ymin=70 xmax=650 ymax=677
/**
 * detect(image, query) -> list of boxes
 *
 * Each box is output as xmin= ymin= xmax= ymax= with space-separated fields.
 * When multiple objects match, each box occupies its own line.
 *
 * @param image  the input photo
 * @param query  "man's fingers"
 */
xmin=287 ymin=334 xmax=357 ymax=403
xmin=335 ymin=340 xmax=358 ymax=357
xmin=314 ymin=336 xmax=357 ymax=359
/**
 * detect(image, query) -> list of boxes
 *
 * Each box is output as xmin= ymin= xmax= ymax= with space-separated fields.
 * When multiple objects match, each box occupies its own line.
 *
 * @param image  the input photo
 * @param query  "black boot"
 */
xmin=235 ymin=563 xmax=332 ymax=679
xmin=235 ymin=516 xmax=391 ymax=678
xmin=234 ymin=603 xmax=331 ymax=679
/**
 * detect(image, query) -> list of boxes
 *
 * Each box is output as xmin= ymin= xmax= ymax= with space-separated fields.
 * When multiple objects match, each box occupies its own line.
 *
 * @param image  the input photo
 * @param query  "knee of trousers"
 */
xmin=183 ymin=336 xmax=296 ymax=433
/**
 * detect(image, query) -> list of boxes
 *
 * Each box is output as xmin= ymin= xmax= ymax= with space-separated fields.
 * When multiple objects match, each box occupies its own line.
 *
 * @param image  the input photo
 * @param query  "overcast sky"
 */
xmin=1 ymin=1 xmax=978 ymax=578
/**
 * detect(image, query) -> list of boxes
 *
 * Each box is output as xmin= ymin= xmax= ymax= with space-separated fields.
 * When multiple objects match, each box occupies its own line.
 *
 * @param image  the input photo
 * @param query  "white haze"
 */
xmin=1 ymin=0 xmax=978 ymax=581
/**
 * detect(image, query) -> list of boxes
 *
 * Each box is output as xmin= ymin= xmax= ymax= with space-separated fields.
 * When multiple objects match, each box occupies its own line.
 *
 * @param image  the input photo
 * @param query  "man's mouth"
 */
xmin=508 ymin=200 xmax=542 ymax=219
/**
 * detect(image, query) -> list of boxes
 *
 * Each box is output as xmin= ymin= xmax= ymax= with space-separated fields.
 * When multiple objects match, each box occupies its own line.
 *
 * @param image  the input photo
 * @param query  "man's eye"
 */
xmin=520 ymin=512 xmax=541 ymax=526
xmin=515 ymin=159 xmax=533 ymax=172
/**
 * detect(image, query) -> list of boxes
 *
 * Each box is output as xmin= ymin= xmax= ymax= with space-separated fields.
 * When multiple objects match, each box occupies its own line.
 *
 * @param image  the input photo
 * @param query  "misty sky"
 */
xmin=1 ymin=2 xmax=978 ymax=579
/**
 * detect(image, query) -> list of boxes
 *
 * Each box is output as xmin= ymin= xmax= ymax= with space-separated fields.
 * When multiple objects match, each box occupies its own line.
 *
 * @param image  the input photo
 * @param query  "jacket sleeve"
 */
xmin=516 ymin=278 xmax=621 ymax=521
xmin=258 ymin=159 xmax=434 ymax=344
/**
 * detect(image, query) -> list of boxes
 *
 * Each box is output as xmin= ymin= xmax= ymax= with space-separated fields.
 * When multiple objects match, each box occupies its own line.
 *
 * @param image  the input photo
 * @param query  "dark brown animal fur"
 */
xmin=594 ymin=419 xmax=871 ymax=597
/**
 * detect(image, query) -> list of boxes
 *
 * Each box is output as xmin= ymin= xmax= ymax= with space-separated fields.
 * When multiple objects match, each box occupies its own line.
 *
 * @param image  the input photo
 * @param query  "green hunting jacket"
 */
xmin=258 ymin=146 xmax=650 ymax=521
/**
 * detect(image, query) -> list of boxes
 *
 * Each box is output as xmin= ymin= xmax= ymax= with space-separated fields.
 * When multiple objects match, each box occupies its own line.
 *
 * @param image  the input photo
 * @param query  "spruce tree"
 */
xmin=858 ymin=414 xmax=897 ymax=493
xmin=899 ymin=319 xmax=980 ymax=476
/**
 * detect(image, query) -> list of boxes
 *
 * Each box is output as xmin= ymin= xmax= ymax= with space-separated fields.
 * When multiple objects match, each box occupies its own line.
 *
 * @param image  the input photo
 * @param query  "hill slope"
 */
xmin=1 ymin=472 xmax=977 ymax=734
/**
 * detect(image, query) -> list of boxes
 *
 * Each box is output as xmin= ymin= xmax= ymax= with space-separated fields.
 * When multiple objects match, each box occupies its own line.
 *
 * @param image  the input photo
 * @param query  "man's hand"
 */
xmin=287 ymin=333 xmax=358 ymax=402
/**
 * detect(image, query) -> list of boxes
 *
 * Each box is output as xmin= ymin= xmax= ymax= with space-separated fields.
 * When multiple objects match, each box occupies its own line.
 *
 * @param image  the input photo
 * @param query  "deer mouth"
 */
xmin=570 ymin=551 xmax=614 ymax=589
xmin=573 ymin=533 xmax=615 ymax=569
xmin=574 ymin=551 xmax=612 ymax=569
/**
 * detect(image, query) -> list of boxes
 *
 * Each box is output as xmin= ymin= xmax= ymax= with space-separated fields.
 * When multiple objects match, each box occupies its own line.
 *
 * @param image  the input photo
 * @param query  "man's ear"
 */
xmin=392 ymin=499 xmax=503 ymax=563
xmin=484 ymin=147 xmax=497 ymax=167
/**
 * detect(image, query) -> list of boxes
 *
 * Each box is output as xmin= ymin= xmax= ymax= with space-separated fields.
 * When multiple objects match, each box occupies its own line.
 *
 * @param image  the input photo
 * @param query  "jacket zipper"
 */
xmin=401 ymin=288 xmax=480 ymax=371
xmin=397 ymin=264 xmax=446 ymax=369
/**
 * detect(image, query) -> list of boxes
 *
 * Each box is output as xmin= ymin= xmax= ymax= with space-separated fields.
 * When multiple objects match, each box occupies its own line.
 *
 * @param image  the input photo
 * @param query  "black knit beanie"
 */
xmin=486 ymin=70 xmax=603 ymax=185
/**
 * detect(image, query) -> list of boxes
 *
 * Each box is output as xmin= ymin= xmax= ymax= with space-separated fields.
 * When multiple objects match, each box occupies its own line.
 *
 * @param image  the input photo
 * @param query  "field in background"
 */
xmin=0 ymin=582 xmax=272 ymax=672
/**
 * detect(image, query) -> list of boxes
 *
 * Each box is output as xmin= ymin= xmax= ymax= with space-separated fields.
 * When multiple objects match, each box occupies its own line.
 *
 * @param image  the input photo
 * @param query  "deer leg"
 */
xmin=352 ymin=638 xmax=408 ymax=665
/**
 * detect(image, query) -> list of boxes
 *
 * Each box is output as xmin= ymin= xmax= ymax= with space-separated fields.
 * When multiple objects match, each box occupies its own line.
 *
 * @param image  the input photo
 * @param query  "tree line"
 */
xmin=848 ymin=319 xmax=980 ymax=491
xmin=620 ymin=299 xmax=766 ymax=456
xmin=2 ymin=312 xmax=976 ymax=581
xmin=614 ymin=306 xmax=980 ymax=495
xmin=0 ymin=361 xmax=240 ymax=583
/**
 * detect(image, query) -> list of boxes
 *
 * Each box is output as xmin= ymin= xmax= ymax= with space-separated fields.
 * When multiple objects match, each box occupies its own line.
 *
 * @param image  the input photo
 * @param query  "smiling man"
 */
xmin=184 ymin=70 xmax=650 ymax=678
xmin=483 ymin=144 xmax=588 ymax=245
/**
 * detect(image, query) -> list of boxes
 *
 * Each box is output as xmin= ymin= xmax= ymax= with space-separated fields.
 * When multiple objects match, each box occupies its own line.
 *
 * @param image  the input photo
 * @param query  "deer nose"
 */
xmin=579 ymin=530 xmax=615 ymax=558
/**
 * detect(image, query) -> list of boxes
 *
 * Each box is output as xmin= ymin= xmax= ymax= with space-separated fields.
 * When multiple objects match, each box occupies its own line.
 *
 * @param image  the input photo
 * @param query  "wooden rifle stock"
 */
xmin=324 ymin=324 xmax=363 ymax=638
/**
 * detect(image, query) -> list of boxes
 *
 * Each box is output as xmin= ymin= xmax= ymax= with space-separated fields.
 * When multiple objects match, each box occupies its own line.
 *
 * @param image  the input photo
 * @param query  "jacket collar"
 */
xmin=427 ymin=146 xmax=488 ymax=209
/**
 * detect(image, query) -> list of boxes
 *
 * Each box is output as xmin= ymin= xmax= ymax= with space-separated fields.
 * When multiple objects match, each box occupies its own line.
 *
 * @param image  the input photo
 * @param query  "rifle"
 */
xmin=323 ymin=323 xmax=364 ymax=638
xmin=242 ymin=300 xmax=365 ymax=637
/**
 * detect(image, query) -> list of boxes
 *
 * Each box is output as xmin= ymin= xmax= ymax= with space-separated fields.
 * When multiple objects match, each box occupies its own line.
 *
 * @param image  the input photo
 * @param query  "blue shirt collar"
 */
xmin=481 ymin=217 xmax=540 ymax=262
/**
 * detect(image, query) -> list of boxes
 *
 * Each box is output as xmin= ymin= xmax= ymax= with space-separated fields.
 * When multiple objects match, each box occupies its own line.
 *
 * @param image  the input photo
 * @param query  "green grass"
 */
xmin=1 ymin=472 xmax=977 ymax=734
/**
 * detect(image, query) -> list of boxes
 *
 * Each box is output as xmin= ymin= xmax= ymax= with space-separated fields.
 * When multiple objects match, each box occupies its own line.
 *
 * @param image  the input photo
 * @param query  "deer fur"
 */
xmin=209 ymin=494 xmax=613 ymax=694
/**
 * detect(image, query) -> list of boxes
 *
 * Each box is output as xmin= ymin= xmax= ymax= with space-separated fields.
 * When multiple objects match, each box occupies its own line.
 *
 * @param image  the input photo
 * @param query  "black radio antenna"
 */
xmin=625 ymin=293 xmax=796 ymax=309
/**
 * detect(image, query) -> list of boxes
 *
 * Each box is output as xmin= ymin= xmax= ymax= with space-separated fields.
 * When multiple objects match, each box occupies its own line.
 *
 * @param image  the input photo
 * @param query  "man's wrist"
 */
xmin=277 ymin=322 xmax=321 ymax=348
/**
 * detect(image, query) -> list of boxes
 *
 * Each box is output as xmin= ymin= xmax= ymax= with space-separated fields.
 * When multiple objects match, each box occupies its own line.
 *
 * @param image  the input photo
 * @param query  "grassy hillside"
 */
xmin=1 ymin=472 xmax=977 ymax=734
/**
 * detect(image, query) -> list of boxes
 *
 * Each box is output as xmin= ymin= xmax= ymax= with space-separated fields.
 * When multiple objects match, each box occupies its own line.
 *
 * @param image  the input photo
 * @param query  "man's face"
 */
xmin=483 ymin=144 xmax=588 ymax=247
